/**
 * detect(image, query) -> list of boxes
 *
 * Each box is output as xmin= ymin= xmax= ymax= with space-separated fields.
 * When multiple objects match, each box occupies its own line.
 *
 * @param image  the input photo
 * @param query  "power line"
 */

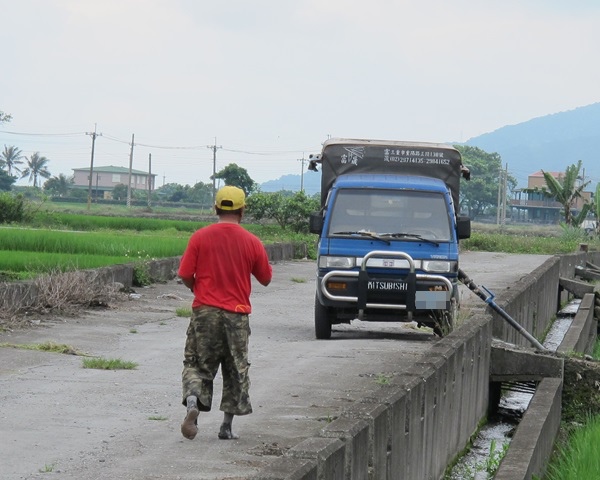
xmin=0 ymin=130 xmax=85 ymax=137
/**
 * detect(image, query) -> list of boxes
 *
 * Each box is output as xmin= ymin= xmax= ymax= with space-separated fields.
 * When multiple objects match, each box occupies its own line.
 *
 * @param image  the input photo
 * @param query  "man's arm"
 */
xmin=179 ymin=275 xmax=195 ymax=291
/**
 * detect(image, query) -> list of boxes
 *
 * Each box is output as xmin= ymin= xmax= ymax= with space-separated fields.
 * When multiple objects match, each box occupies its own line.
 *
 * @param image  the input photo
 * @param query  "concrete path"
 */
xmin=0 ymin=252 xmax=551 ymax=479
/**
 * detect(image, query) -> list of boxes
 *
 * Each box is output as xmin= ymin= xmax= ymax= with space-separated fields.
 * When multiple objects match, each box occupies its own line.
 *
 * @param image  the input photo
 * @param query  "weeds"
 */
xmin=448 ymin=438 xmax=509 ymax=479
xmin=0 ymin=269 xmax=123 ymax=329
xmin=133 ymin=262 xmax=152 ymax=287
xmin=0 ymin=341 xmax=85 ymax=355
xmin=545 ymin=414 xmax=600 ymax=480
xmin=82 ymin=357 xmax=138 ymax=370
xmin=375 ymin=373 xmax=392 ymax=386
xmin=481 ymin=439 xmax=509 ymax=477
xmin=38 ymin=462 xmax=56 ymax=473
xmin=291 ymin=277 xmax=307 ymax=283
xmin=176 ymin=307 xmax=192 ymax=317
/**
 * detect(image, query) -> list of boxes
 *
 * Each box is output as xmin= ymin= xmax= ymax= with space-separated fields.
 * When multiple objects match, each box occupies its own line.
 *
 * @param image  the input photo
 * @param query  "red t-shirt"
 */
xmin=178 ymin=223 xmax=273 ymax=313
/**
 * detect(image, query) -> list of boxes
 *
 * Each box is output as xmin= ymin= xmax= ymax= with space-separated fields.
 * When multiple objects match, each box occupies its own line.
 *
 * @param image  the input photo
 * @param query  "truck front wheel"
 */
xmin=315 ymin=296 xmax=334 ymax=340
xmin=433 ymin=297 xmax=457 ymax=337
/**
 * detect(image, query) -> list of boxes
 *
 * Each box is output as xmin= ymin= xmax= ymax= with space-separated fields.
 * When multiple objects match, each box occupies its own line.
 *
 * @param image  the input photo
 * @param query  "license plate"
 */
xmin=416 ymin=291 xmax=450 ymax=309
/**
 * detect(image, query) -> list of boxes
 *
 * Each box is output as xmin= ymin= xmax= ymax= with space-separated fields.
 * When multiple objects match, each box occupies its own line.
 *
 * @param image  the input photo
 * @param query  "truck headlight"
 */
xmin=422 ymin=260 xmax=456 ymax=273
xmin=319 ymin=256 xmax=356 ymax=269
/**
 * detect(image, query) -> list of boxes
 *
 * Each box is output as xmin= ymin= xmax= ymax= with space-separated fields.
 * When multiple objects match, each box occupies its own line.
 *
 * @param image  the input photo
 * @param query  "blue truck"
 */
xmin=308 ymin=138 xmax=471 ymax=339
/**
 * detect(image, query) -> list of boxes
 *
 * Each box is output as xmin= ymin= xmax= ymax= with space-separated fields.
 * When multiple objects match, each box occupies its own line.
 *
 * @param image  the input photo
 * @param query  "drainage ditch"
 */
xmin=446 ymin=299 xmax=580 ymax=479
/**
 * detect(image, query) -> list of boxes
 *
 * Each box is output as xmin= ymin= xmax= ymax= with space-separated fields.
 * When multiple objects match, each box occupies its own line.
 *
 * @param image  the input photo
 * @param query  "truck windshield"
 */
xmin=328 ymin=189 xmax=452 ymax=242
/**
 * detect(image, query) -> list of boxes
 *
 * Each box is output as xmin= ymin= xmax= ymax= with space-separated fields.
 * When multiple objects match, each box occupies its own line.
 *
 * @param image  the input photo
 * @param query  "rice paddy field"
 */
xmin=0 ymin=211 xmax=313 ymax=280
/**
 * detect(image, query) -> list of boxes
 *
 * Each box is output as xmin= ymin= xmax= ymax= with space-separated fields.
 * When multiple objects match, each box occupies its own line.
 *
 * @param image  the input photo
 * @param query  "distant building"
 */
xmin=72 ymin=165 xmax=157 ymax=199
xmin=510 ymin=170 xmax=591 ymax=223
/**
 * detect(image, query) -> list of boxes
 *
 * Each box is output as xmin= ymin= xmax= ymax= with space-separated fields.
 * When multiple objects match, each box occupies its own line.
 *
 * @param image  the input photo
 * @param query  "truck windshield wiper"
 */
xmin=379 ymin=232 xmax=439 ymax=246
xmin=332 ymin=230 xmax=391 ymax=245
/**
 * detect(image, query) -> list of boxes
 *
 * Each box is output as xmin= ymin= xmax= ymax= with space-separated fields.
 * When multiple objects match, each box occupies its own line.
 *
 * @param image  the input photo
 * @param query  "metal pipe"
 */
xmin=458 ymin=268 xmax=548 ymax=351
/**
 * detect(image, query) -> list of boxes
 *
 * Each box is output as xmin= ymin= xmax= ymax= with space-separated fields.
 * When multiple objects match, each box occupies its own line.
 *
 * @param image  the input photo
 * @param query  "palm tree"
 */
xmin=21 ymin=152 xmax=52 ymax=188
xmin=542 ymin=160 xmax=590 ymax=226
xmin=43 ymin=173 xmax=74 ymax=197
xmin=0 ymin=145 xmax=24 ymax=176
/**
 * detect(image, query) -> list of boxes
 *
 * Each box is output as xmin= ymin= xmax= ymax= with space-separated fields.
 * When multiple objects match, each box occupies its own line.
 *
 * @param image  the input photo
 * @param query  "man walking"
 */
xmin=178 ymin=185 xmax=272 ymax=440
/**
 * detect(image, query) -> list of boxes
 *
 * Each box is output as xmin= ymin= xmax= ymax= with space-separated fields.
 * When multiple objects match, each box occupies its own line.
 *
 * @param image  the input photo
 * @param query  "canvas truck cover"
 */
xmin=310 ymin=138 xmax=467 ymax=210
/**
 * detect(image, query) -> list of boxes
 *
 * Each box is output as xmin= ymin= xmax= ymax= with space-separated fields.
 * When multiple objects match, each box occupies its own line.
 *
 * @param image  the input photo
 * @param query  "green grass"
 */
xmin=461 ymin=231 xmax=585 ymax=254
xmin=0 ymin=227 xmax=188 ymax=256
xmin=0 ymin=213 xmax=315 ymax=278
xmin=176 ymin=307 xmax=192 ymax=317
xmin=0 ymin=250 xmax=133 ymax=277
xmin=545 ymin=414 xmax=600 ymax=480
xmin=82 ymin=357 xmax=138 ymax=370
xmin=38 ymin=462 xmax=56 ymax=473
xmin=0 ymin=341 xmax=84 ymax=355
xmin=32 ymin=210 xmax=208 ymax=232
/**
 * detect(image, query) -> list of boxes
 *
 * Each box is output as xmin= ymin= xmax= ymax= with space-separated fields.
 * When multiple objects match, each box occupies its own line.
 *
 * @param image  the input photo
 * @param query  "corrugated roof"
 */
xmin=72 ymin=165 xmax=156 ymax=176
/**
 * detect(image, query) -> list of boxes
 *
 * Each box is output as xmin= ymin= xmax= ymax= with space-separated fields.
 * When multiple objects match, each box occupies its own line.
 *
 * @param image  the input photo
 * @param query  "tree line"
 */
xmin=1 ymin=109 xmax=598 ymax=232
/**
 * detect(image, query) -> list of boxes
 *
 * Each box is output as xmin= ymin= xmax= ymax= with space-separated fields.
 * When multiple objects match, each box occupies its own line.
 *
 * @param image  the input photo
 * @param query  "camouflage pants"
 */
xmin=181 ymin=306 xmax=252 ymax=416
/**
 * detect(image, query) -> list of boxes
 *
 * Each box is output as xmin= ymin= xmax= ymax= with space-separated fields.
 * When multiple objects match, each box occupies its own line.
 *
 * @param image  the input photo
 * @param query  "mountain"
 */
xmin=259 ymin=172 xmax=321 ymax=196
xmin=258 ymin=102 xmax=600 ymax=192
xmin=465 ymin=102 xmax=600 ymax=187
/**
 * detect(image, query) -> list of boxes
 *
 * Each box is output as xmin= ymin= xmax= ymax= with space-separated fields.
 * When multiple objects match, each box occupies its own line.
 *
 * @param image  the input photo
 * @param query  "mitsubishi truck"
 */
xmin=308 ymin=138 xmax=471 ymax=339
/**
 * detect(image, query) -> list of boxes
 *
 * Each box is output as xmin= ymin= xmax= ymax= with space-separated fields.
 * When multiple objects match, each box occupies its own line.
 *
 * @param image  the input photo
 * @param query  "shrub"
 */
xmin=0 ymin=193 xmax=32 ymax=224
xmin=246 ymin=191 xmax=320 ymax=233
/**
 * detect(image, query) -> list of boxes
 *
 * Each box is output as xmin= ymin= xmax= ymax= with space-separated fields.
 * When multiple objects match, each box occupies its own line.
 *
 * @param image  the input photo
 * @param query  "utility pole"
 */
xmin=496 ymin=166 xmax=502 ymax=225
xmin=298 ymin=153 xmax=306 ymax=192
xmin=147 ymin=153 xmax=152 ymax=208
xmin=501 ymin=163 xmax=508 ymax=226
xmin=207 ymin=138 xmax=222 ymax=204
xmin=126 ymin=134 xmax=135 ymax=208
xmin=86 ymin=124 xmax=101 ymax=210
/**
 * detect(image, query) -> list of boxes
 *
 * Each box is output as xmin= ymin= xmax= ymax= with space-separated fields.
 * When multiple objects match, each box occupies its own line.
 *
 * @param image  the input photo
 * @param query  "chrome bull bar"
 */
xmin=320 ymin=250 xmax=453 ymax=320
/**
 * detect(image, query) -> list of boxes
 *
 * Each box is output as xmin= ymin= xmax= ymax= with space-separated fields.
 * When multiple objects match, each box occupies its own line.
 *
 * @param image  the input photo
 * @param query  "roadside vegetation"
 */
xmin=82 ymin=357 xmax=138 ymax=370
xmin=544 ymin=414 xmax=600 ymax=480
xmin=0 ymin=340 xmax=85 ymax=355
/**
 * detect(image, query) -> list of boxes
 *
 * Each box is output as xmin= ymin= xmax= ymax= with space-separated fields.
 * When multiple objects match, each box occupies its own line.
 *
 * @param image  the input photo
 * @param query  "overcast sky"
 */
xmin=2 ymin=0 xmax=599 ymax=188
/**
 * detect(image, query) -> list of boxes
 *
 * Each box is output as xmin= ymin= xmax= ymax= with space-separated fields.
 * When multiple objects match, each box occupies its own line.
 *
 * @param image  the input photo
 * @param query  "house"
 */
xmin=72 ymin=165 xmax=157 ymax=200
xmin=510 ymin=170 xmax=592 ymax=223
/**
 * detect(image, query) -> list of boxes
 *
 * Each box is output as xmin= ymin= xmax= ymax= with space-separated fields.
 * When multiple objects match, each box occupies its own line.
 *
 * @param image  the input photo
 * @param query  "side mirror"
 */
xmin=309 ymin=212 xmax=323 ymax=235
xmin=456 ymin=215 xmax=471 ymax=240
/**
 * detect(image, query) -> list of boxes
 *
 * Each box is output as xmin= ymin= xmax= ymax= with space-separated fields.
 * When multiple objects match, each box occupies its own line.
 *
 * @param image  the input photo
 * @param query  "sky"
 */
xmin=1 ymin=0 xmax=600 ymax=189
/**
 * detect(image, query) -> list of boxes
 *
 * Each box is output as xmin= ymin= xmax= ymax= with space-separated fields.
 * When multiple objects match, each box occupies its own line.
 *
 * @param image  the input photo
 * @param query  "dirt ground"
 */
xmin=0 ymin=253 xmax=551 ymax=479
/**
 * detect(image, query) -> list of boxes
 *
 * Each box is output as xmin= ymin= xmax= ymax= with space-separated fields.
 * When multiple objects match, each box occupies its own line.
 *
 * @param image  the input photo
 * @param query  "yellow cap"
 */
xmin=215 ymin=185 xmax=246 ymax=210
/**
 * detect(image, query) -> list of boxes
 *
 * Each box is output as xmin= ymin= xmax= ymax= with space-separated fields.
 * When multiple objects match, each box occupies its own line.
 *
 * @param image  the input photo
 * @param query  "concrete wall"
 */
xmin=490 ymin=256 xmax=561 ymax=346
xmin=494 ymin=377 xmax=563 ymax=480
xmin=0 ymin=242 xmax=302 ymax=313
xmin=558 ymin=293 xmax=597 ymax=355
xmin=253 ymin=316 xmax=493 ymax=480
xmin=493 ymin=255 xmax=598 ymax=480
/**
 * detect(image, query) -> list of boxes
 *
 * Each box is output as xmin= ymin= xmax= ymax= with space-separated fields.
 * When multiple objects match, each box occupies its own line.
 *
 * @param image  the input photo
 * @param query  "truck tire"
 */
xmin=315 ymin=296 xmax=333 ymax=340
xmin=433 ymin=297 xmax=457 ymax=337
